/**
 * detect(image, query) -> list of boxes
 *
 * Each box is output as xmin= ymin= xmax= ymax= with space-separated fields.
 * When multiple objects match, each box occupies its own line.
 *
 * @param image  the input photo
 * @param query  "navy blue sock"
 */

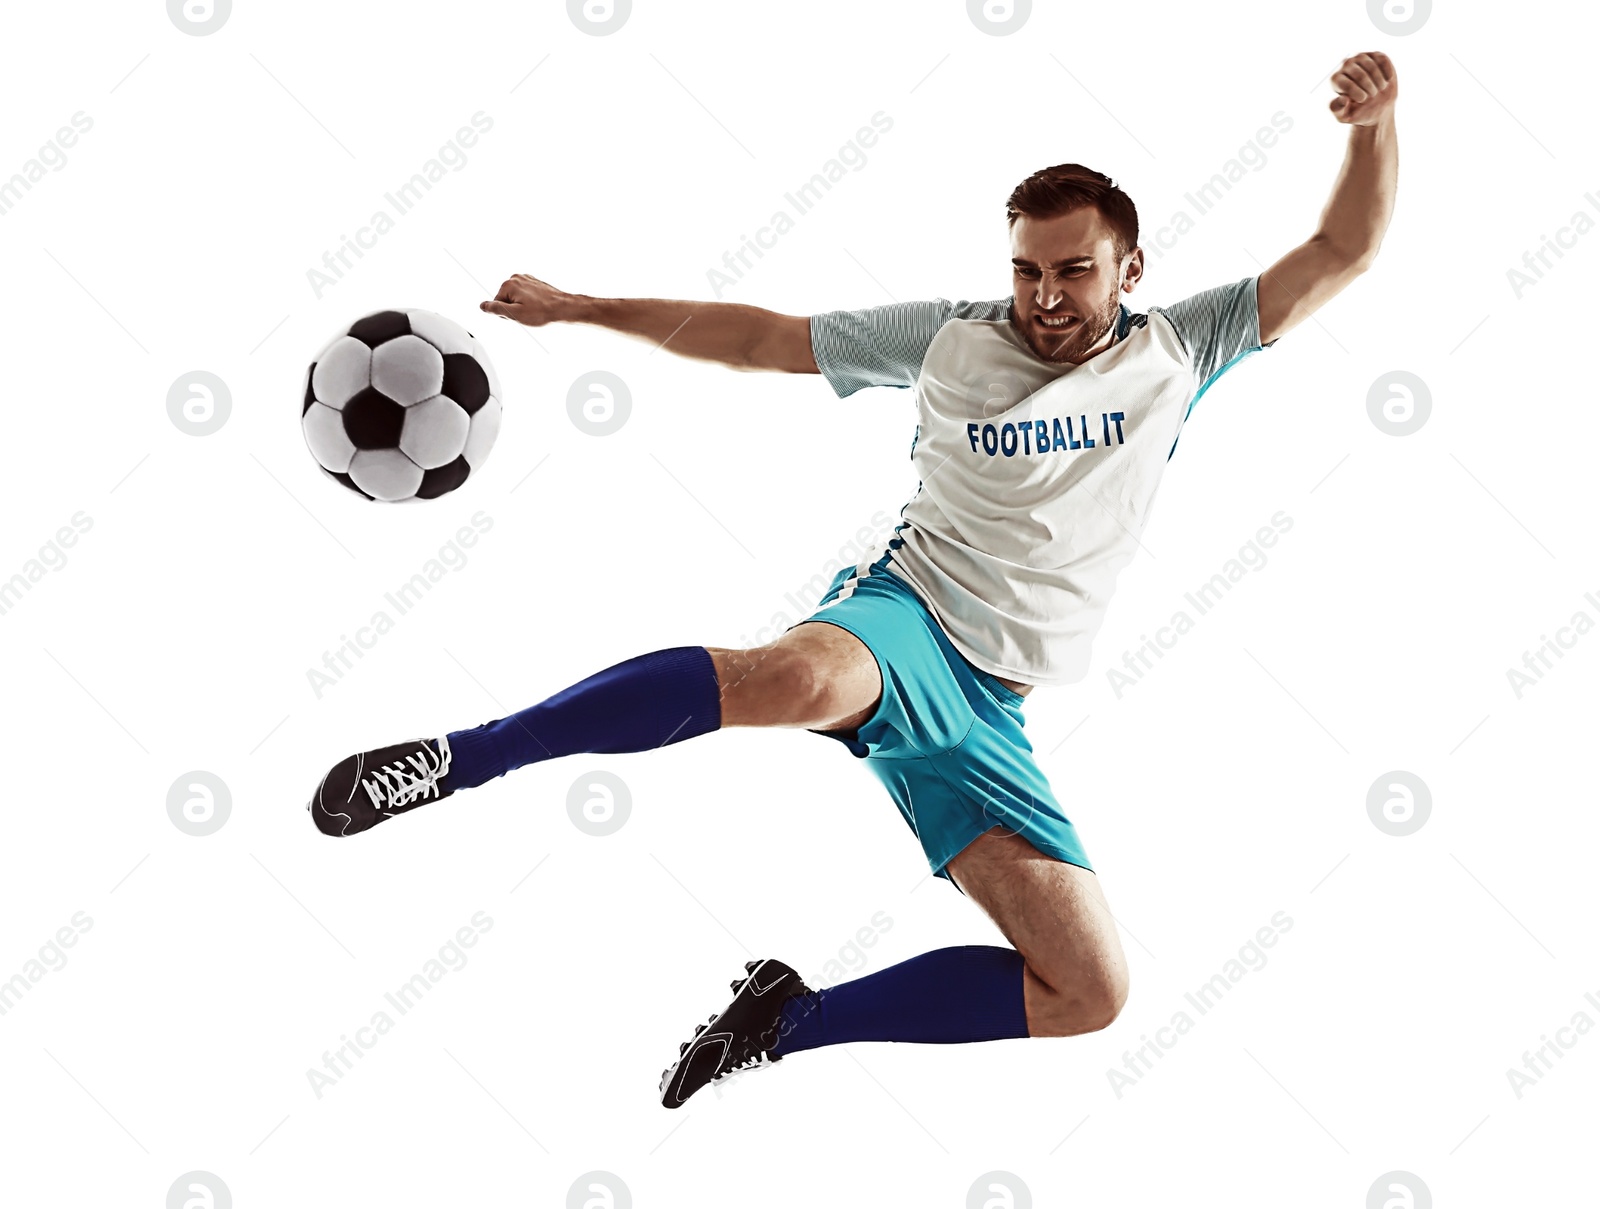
xmin=767 ymin=945 xmax=1029 ymax=1055
xmin=441 ymin=646 xmax=721 ymax=791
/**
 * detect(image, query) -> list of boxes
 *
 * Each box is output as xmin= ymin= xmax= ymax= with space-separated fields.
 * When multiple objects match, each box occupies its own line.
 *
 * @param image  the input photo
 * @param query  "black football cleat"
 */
xmin=309 ymin=736 xmax=454 ymax=837
xmin=659 ymin=958 xmax=812 ymax=1109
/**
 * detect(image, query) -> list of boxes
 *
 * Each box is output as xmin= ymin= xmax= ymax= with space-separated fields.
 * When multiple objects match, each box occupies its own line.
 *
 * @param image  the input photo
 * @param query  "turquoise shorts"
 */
xmin=798 ymin=562 xmax=1093 ymax=887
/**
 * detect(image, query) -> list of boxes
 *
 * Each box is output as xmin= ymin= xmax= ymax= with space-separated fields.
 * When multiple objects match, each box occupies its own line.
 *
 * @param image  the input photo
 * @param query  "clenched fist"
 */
xmin=480 ymin=274 xmax=578 ymax=326
xmin=1328 ymin=52 xmax=1398 ymax=126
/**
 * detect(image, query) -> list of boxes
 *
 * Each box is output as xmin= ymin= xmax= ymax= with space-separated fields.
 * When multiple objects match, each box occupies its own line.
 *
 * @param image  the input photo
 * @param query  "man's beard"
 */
xmin=1019 ymin=277 xmax=1123 ymax=364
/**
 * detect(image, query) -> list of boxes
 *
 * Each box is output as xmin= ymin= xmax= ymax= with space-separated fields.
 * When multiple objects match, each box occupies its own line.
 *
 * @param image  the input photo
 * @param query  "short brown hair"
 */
xmin=1006 ymin=164 xmax=1139 ymax=262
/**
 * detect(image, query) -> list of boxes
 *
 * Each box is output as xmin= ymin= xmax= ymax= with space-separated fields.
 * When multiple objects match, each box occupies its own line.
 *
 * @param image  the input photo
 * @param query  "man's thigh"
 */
xmin=947 ymin=829 xmax=1128 ymax=1029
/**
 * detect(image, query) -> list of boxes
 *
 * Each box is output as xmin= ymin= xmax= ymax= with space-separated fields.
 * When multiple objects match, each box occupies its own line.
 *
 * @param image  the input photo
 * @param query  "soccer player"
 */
xmin=309 ymin=52 xmax=1398 ymax=1108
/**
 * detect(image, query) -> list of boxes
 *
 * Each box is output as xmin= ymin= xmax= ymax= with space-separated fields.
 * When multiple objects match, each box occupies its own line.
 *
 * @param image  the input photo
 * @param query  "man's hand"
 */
xmin=1328 ymin=52 xmax=1397 ymax=127
xmin=480 ymin=274 xmax=576 ymax=326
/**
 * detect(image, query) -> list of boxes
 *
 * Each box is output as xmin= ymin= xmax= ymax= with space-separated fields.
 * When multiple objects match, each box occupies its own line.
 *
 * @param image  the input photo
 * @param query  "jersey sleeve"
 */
xmin=809 ymin=298 xmax=1012 ymax=398
xmin=1156 ymin=275 xmax=1277 ymax=393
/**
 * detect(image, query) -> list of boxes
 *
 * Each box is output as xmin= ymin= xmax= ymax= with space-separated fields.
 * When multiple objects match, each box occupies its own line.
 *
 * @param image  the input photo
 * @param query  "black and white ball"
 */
xmin=302 ymin=308 xmax=502 ymax=501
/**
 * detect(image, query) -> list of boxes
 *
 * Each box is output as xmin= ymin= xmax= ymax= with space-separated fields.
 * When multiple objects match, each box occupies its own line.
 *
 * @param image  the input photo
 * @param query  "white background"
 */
xmin=1 ymin=0 xmax=1595 ymax=1205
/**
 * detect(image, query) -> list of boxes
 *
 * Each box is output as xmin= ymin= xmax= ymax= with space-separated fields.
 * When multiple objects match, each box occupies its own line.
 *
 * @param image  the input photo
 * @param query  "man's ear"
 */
xmin=1121 ymin=247 xmax=1145 ymax=292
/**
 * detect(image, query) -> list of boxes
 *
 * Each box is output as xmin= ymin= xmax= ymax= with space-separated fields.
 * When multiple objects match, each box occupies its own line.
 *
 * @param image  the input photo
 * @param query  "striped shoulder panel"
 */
xmin=810 ymin=297 xmax=1012 ymax=398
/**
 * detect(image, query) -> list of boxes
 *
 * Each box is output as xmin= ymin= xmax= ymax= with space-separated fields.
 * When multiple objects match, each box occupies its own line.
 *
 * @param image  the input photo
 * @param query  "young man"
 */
xmin=309 ymin=52 xmax=1398 ymax=1108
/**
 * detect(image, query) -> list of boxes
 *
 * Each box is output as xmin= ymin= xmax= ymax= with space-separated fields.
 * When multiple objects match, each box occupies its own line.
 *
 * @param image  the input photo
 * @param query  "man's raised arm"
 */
xmin=480 ymin=273 xmax=820 ymax=375
xmin=1257 ymin=51 xmax=1399 ymax=346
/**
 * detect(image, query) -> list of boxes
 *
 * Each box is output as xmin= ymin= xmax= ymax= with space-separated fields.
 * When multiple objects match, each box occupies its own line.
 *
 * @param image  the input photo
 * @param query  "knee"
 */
xmin=763 ymin=646 xmax=837 ymax=723
xmin=1030 ymin=954 xmax=1129 ymax=1037
xmin=715 ymin=644 xmax=838 ymax=727
xmin=1078 ymin=961 xmax=1130 ymax=1033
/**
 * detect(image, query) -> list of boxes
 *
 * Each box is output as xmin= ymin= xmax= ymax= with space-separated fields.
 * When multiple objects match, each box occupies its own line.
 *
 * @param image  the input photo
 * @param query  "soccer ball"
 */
xmin=302 ymin=308 xmax=502 ymax=501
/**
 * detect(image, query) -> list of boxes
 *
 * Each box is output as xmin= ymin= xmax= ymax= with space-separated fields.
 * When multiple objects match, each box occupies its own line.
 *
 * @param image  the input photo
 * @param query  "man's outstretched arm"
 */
xmin=480 ymin=273 xmax=820 ymax=374
xmin=1258 ymin=51 xmax=1399 ymax=346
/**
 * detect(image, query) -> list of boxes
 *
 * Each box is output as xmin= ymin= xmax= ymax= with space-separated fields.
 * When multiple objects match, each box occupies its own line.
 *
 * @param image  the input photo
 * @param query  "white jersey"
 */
xmin=809 ymin=276 xmax=1275 ymax=687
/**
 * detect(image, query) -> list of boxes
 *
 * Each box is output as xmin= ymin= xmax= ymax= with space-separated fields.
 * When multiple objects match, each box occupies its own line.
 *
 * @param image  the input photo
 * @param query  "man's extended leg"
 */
xmin=448 ymin=622 xmax=886 ymax=788
xmin=307 ymin=622 xmax=883 ymax=836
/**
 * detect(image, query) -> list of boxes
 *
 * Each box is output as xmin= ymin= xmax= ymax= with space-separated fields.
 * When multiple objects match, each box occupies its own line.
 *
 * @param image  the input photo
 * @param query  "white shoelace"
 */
xmin=715 ymin=1051 xmax=773 ymax=1083
xmin=361 ymin=737 xmax=452 ymax=812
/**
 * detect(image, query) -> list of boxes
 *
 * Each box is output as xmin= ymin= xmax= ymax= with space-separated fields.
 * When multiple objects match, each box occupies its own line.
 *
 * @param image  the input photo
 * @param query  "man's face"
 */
xmin=1009 ymin=208 xmax=1142 ymax=364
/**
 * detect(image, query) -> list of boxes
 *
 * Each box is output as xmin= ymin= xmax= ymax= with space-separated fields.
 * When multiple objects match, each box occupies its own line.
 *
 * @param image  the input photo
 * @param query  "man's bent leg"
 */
xmin=760 ymin=838 xmax=1124 ymax=1056
xmin=764 ymin=945 xmax=1030 ymax=1057
xmin=946 ymin=829 xmax=1129 ymax=1037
